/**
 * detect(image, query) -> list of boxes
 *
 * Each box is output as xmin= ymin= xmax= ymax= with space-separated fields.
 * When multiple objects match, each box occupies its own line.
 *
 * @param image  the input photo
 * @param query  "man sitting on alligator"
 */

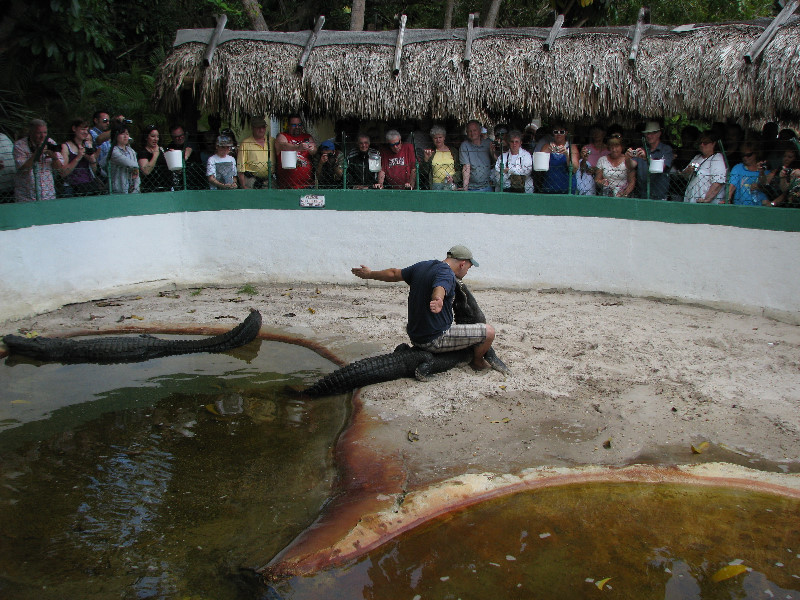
xmin=351 ymin=244 xmax=496 ymax=371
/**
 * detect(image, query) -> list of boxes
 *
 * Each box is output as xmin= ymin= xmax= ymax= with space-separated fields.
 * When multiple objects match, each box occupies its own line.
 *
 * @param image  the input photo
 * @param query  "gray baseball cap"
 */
xmin=447 ymin=245 xmax=478 ymax=267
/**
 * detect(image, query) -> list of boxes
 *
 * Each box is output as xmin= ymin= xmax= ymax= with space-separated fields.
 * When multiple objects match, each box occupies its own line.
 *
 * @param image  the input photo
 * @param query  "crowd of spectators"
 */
xmin=2 ymin=111 xmax=799 ymax=207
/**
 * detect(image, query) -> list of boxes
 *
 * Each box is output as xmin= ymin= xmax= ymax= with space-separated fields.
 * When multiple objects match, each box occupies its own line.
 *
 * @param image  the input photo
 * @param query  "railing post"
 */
xmin=567 ymin=134 xmax=573 ymax=195
xmin=642 ymin=136 xmax=651 ymax=200
xmin=342 ymin=134 xmax=348 ymax=190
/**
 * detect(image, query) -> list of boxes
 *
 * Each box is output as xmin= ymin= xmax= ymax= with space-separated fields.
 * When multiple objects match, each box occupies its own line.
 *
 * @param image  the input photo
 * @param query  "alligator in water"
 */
xmin=303 ymin=283 xmax=510 ymax=396
xmin=2 ymin=309 xmax=262 ymax=364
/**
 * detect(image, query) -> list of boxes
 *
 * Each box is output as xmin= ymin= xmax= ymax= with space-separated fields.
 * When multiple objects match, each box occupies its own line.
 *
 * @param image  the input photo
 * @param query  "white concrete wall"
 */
xmin=2 ymin=209 xmax=798 ymax=323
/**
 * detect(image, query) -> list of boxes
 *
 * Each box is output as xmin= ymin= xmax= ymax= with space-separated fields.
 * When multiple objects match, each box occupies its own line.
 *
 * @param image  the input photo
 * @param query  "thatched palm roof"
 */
xmin=155 ymin=17 xmax=800 ymax=124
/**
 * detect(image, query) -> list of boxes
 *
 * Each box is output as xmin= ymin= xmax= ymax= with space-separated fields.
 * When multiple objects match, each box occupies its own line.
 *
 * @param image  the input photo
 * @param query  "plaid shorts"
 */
xmin=414 ymin=323 xmax=488 ymax=353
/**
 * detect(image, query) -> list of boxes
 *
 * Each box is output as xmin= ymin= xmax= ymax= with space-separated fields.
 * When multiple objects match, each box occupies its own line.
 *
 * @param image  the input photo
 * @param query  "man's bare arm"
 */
xmin=351 ymin=265 xmax=403 ymax=282
xmin=429 ymin=285 xmax=445 ymax=313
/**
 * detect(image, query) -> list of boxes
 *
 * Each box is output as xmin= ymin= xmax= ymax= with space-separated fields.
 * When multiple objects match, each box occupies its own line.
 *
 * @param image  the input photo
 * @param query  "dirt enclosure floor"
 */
xmin=3 ymin=283 xmax=800 ymax=572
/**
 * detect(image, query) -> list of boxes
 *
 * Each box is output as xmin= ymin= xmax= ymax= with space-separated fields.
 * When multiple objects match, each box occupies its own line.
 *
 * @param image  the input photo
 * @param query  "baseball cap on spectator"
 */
xmin=319 ymin=140 xmax=335 ymax=152
xmin=447 ymin=245 xmax=478 ymax=267
xmin=250 ymin=117 xmax=267 ymax=128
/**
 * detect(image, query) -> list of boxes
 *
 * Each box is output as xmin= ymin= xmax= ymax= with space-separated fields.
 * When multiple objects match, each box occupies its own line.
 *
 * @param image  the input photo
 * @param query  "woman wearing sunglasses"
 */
xmin=541 ymin=123 xmax=579 ymax=194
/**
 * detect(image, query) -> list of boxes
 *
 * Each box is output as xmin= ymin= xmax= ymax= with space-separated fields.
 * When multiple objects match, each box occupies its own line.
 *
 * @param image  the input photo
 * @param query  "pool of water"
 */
xmin=0 ymin=339 xmax=348 ymax=599
xmin=276 ymin=482 xmax=800 ymax=600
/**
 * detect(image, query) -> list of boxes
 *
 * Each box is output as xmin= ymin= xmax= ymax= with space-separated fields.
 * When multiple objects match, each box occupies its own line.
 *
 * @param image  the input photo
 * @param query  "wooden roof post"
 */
xmin=745 ymin=0 xmax=798 ymax=63
xmin=543 ymin=14 xmax=565 ymax=51
xmin=203 ymin=14 xmax=228 ymax=67
xmin=628 ymin=7 xmax=650 ymax=65
xmin=297 ymin=15 xmax=326 ymax=74
xmin=393 ymin=14 xmax=408 ymax=76
xmin=464 ymin=13 xmax=477 ymax=67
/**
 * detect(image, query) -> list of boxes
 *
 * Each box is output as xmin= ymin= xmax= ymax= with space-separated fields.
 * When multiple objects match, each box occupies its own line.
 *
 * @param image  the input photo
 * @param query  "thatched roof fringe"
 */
xmin=155 ymin=19 xmax=800 ymax=125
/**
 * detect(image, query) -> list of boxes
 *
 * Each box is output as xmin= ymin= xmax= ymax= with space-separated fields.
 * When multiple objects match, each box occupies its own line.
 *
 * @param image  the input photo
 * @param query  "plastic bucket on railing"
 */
xmin=281 ymin=150 xmax=298 ymax=169
xmin=164 ymin=150 xmax=183 ymax=171
xmin=649 ymin=158 xmax=665 ymax=173
xmin=533 ymin=152 xmax=550 ymax=171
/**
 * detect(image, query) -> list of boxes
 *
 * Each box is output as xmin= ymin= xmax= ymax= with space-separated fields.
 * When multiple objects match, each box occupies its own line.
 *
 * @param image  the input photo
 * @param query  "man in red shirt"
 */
xmin=377 ymin=129 xmax=416 ymax=190
xmin=274 ymin=114 xmax=317 ymax=189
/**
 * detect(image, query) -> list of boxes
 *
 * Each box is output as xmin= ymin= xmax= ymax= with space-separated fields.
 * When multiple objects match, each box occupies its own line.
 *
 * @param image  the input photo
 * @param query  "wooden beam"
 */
xmin=543 ymin=14 xmax=565 ymax=51
xmin=297 ymin=15 xmax=326 ymax=73
xmin=393 ymin=14 xmax=408 ymax=76
xmin=628 ymin=7 xmax=649 ymax=65
xmin=203 ymin=14 xmax=228 ymax=67
xmin=744 ymin=0 xmax=798 ymax=64
xmin=463 ymin=13 xmax=476 ymax=66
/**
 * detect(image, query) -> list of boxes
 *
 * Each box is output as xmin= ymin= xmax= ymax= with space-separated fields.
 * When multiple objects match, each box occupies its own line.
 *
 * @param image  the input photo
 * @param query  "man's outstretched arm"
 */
xmin=352 ymin=265 xmax=404 ymax=282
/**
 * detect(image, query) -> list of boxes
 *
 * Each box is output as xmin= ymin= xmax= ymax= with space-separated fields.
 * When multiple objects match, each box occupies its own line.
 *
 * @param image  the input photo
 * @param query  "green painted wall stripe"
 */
xmin=2 ymin=189 xmax=799 ymax=232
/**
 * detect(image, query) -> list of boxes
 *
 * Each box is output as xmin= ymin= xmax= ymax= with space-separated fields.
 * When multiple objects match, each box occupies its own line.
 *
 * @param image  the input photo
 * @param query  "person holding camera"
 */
xmin=759 ymin=144 xmax=800 ymax=206
xmin=728 ymin=142 xmax=769 ymax=206
xmin=107 ymin=122 xmax=140 ymax=195
xmin=13 ymin=118 xmax=63 ymax=202
xmin=682 ymin=133 xmax=726 ymax=204
xmin=541 ymin=123 xmax=580 ymax=194
xmin=60 ymin=119 xmax=104 ymax=197
xmin=626 ymin=121 xmax=674 ymax=201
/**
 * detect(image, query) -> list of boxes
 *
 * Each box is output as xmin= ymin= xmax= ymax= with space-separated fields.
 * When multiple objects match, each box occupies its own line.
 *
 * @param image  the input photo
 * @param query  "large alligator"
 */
xmin=2 ymin=309 xmax=262 ymax=364
xmin=304 ymin=283 xmax=510 ymax=396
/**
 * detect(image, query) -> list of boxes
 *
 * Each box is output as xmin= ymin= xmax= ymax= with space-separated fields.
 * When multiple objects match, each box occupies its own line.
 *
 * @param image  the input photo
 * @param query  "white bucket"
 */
xmin=164 ymin=149 xmax=183 ymax=171
xmin=281 ymin=150 xmax=298 ymax=169
xmin=368 ymin=156 xmax=381 ymax=172
xmin=533 ymin=152 xmax=550 ymax=171
xmin=649 ymin=158 xmax=665 ymax=173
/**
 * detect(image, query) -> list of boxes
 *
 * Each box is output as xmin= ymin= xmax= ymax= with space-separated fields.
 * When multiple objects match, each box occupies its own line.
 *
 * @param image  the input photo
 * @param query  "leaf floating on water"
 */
xmin=307 ymin=307 xmax=316 ymax=314
xmin=691 ymin=441 xmax=710 ymax=454
xmin=10 ymin=400 xmax=31 ymax=405
xmin=595 ymin=577 xmax=612 ymax=590
xmin=502 ymin=417 xmax=510 ymax=423
xmin=499 ymin=385 xmax=506 ymax=390
xmin=23 ymin=331 xmax=39 ymax=339
xmin=95 ymin=300 xmax=122 ymax=307
xmin=711 ymin=564 xmax=748 ymax=582
xmin=130 ymin=315 xmax=144 ymax=320
xmin=205 ymin=403 xmax=221 ymax=416
xmin=283 ymin=313 xmax=296 ymax=318
xmin=602 ymin=439 xmax=612 ymax=449
xmin=407 ymin=430 xmax=419 ymax=443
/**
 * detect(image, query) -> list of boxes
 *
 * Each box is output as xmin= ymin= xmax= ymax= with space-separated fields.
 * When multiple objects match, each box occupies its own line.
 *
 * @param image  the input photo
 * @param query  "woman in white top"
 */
xmin=683 ymin=134 xmax=727 ymax=204
xmin=494 ymin=130 xmax=533 ymax=193
xmin=595 ymin=137 xmax=635 ymax=197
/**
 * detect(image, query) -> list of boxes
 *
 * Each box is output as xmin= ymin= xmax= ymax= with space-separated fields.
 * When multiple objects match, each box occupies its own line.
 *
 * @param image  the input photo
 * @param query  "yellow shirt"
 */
xmin=431 ymin=149 xmax=455 ymax=184
xmin=236 ymin=136 xmax=272 ymax=178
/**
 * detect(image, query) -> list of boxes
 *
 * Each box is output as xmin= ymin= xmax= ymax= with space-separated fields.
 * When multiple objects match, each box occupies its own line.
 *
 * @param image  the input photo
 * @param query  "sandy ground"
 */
xmin=3 ymin=281 xmax=799 ymax=488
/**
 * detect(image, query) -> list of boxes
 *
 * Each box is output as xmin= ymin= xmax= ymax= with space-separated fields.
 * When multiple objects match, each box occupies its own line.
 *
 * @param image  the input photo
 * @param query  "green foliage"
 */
xmin=237 ymin=284 xmax=259 ymax=296
xmin=604 ymin=0 xmax=774 ymax=25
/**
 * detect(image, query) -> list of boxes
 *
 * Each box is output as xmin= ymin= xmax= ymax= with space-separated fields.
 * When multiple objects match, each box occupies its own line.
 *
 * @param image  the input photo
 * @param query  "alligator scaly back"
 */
xmin=303 ymin=282 xmax=509 ymax=397
xmin=2 ymin=310 xmax=262 ymax=364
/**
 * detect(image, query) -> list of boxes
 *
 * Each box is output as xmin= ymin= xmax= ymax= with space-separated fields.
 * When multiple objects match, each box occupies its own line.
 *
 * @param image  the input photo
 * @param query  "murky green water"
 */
xmin=0 ymin=339 xmax=348 ymax=599
xmin=277 ymin=482 xmax=800 ymax=600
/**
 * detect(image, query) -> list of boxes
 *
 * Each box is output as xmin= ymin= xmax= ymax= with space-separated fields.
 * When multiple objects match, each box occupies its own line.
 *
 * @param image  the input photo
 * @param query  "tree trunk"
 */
xmin=483 ymin=0 xmax=503 ymax=28
xmin=350 ymin=0 xmax=366 ymax=31
xmin=443 ymin=0 xmax=458 ymax=29
xmin=241 ymin=0 xmax=269 ymax=31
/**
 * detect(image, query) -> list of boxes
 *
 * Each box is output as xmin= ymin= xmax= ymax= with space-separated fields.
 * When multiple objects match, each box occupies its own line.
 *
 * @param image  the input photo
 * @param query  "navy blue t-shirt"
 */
xmin=401 ymin=260 xmax=456 ymax=344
